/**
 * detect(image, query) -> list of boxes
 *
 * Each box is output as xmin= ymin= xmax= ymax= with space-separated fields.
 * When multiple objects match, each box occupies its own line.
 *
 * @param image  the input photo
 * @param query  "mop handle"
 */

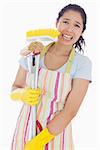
xmin=34 ymin=52 xmax=40 ymax=88
xmin=27 ymin=54 xmax=35 ymax=139
xmin=27 ymin=52 xmax=40 ymax=139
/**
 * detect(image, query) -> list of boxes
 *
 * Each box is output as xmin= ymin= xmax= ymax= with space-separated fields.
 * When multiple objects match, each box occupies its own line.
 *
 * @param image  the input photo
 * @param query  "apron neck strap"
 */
xmin=65 ymin=47 xmax=75 ymax=73
xmin=40 ymin=42 xmax=55 ymax=58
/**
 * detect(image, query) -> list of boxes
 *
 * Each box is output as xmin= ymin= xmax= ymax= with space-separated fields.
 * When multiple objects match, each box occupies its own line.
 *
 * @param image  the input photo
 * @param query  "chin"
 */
xmin=59 ymin=40 xmax=73 ymax=46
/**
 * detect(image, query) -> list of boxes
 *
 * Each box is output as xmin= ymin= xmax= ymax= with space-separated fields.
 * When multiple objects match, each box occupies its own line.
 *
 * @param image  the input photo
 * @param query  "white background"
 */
xmin=0 ymin=0 xmax=100 ymax=150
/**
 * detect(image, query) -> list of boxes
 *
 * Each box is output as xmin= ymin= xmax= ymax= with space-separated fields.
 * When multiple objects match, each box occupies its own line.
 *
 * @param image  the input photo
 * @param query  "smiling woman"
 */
xmin=10 ymin=4 xmax=92 ymax=150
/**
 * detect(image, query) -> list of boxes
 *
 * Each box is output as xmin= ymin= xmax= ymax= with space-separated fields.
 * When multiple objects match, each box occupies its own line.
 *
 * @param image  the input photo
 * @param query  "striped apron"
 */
xmin=11 ymin=43 xmax=75 ymax=150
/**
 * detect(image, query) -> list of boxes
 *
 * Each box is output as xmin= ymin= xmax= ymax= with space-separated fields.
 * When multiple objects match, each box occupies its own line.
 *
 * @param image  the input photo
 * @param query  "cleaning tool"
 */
xmin=21 ymin=28 xmax=60 ymax=141
xmin=27 ymin=50 xmax=41 ymax=140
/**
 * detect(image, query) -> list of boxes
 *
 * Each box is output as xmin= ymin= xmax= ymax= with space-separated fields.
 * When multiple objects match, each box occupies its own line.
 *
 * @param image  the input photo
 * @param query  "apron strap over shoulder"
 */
xmin=65 ymin=48 xmax=75 ymax=74
xmin=40 ymin=42 xmax=55 ymax=58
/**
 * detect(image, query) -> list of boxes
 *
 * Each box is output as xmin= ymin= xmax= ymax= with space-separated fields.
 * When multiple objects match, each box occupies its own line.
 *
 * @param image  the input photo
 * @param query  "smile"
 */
xmin=62 ymin=34 xmax=73 ymax=40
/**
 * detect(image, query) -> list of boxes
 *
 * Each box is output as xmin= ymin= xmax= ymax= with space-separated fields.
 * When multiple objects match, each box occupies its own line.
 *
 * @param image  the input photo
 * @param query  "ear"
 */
xmin=81 ymin=32 xmax=84 ymax=37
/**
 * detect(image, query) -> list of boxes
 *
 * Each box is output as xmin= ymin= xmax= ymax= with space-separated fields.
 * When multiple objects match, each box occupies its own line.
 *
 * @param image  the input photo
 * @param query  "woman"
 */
xmin=10 ymin=4 xmax=92 ymax=150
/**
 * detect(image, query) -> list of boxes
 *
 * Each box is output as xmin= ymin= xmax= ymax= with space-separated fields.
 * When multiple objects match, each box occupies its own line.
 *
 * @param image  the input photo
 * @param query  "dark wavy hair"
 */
xmin=56 ymin=4 xmax=87 ymax=52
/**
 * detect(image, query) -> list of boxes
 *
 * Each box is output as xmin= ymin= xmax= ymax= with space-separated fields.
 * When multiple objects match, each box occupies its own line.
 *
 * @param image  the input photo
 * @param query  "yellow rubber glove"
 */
xmin=10 ymin=87 xmax=41 ymax=106
xmin=24 ymin=128 xmax=55 ymax=150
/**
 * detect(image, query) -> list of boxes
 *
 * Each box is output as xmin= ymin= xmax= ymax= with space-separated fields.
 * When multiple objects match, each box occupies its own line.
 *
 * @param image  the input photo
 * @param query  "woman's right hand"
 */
xmin=10 ymin=87 xmax=41 ymax=106
xmin=20 ymin=42 xmax=44 ymax=56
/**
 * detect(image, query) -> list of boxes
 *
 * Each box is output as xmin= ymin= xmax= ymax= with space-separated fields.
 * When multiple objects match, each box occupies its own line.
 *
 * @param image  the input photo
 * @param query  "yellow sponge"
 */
xmin=26 ymin=28 xmax=60 ymax=41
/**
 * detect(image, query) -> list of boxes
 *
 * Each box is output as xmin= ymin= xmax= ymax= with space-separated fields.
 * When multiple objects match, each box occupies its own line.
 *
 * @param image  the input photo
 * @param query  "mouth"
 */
xmin=62 ymin=34 xmax=73 ymax=41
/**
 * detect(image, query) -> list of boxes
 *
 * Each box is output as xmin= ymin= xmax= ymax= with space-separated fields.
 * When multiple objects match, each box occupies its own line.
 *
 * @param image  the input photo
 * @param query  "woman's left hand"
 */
xmin=24 ymin=141 xmax=43 ymax=150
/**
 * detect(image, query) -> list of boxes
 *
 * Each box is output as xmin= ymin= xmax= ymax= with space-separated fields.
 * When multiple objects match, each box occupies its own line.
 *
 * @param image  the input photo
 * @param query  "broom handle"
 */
xmin=27 ymin=53 xmax=40 ymax=139
xmin=32 ymin=53 xmax=40 ymax=138
xmin=34 ymin=53 xmax=40 ymax=88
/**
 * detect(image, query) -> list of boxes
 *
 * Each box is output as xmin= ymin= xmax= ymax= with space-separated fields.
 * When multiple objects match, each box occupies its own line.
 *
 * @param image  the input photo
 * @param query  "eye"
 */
xmin=63 ymin=21 xmax=69 ymax=24
xmin=75 ymin=24 xmax=80 ymax=28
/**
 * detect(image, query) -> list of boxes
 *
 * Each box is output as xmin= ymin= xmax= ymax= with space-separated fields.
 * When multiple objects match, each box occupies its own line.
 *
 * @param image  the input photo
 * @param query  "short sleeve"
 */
xmin=73 ymin=55 xmax=92 ymax=82
xmin=19 ymin=56 xmax=28 ymax=70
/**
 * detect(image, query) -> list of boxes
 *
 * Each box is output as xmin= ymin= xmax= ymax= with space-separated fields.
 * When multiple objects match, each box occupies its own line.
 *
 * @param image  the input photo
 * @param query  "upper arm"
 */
xmin=64 ymin=78 xmax=90 ymax=115
xmin=12 ymin=65 xmax=27 ymax=88
xmin=64 ymin=55 xmax=92 ymax=115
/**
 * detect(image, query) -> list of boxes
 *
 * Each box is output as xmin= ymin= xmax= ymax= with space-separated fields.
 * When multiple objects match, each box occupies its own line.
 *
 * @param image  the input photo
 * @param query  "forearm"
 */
xmin=47 ymin=108 xmax=75 ymax=135
xmin=47 ymin=79 xmax=89 ymax=136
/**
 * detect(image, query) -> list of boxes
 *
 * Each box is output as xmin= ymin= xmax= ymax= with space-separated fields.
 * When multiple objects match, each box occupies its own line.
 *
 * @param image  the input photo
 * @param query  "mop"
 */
xmin=22 ymin=28 xmax=60 ymax=141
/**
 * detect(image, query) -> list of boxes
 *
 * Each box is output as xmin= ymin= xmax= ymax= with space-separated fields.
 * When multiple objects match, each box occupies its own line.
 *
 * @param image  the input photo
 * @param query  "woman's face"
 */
xmin=56 ymin=10 xmax=83 ymax=46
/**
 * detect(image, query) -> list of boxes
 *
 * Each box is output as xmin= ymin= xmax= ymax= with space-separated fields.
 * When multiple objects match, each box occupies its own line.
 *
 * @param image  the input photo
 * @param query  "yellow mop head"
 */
xmin=26 ymin=28 xmax=60 ymax=41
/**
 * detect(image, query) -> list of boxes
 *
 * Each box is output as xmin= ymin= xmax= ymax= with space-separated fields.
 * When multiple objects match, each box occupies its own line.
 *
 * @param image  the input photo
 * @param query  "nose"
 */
xmin=66 ymin=24 xmax=74 ymax=32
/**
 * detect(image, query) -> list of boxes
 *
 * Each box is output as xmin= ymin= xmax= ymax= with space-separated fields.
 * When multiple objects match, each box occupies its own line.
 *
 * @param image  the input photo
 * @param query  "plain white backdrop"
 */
xmin=0 ymin=0 xmax=100 ymax=150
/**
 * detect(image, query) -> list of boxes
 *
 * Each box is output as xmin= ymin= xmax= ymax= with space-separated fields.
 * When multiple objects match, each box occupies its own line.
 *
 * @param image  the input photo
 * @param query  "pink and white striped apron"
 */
xmin=11 ymin=43 xmax=75 ymax=150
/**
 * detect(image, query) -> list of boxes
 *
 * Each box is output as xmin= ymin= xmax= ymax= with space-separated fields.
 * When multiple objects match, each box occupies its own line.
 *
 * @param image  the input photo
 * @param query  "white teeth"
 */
xmin=64 ymin=34 xmax=71 ymax=38
xmin=63 ymin=34 xmax=73 ymax=40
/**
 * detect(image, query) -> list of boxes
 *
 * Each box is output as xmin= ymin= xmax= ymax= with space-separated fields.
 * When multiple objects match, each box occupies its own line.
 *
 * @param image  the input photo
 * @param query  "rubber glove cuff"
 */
xmin=24 ymin=127 xmax=55 ymax=150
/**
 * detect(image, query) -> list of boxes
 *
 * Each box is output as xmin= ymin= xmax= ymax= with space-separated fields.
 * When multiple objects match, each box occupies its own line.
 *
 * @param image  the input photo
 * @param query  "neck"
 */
xmin=51 ymin=41 xmax=73 ymax=56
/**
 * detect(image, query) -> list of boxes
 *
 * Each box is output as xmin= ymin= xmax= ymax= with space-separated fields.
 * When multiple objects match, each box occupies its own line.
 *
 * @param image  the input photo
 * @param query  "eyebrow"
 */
xmin=63 ymin=18 xmax=82 ymax=25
